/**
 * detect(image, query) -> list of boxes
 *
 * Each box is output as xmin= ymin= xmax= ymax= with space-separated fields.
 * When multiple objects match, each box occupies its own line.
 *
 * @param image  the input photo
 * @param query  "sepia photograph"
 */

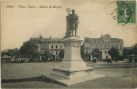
xmin=1 ymin=0 xmax=137 ymax=88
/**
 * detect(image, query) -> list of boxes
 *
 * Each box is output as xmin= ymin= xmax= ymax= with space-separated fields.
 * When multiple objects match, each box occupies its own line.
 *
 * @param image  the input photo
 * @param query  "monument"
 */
xmin=43 ymin=9 xmax=105 ymax=86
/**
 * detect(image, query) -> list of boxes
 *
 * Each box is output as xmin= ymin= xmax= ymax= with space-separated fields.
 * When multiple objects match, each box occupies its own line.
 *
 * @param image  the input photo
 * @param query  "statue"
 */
xmin=66 ymin=9 xmax=79 ymax=37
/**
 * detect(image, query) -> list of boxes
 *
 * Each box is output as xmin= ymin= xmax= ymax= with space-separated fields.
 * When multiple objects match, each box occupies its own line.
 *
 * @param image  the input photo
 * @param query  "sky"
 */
xmin=1 ymin=0 xmax=137 ymax=50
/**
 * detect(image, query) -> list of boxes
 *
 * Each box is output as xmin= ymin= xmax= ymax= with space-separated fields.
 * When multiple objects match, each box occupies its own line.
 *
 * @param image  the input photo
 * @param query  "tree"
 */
xmin=108 ymin=47 xmax=119 ymax=63
xmin=19 ymin=40 xmax=39 ymax=60
xmin=80 ymin=45 xmax=85 ymax=60
xmin=58 ymin=50 xmax=64 ymax=61
xmin=132 ymin=43 xmax=137 ymax=62
xmin=123 ymin=47 xmax=132 ymax=59
xmin=132 ymin=43 xmax=137 ymax=55
xmin=1 ymin=48 xmax=20 ymax=62
xmin=2 ymin=48 xmax=19 ymax=57
xmin=91 ymin=48 xmax=102 ymax=59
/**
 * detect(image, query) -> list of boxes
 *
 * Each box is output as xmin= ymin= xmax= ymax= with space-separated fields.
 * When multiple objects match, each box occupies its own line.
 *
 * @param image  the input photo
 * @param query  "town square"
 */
xmin=1 ymin=0 xmax=137 ymax=88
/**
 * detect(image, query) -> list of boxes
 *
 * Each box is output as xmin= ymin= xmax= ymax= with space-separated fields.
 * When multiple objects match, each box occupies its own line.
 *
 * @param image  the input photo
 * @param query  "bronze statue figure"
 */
xmin=66 ymin=9 xmax=79 ymax=37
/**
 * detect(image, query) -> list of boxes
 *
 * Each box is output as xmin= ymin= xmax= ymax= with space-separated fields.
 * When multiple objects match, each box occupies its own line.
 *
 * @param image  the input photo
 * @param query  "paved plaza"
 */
xmin=1 ymin=62 xmax=137 ymax=88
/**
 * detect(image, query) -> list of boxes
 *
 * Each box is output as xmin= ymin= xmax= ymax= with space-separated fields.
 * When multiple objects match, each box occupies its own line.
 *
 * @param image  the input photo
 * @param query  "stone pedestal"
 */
xmin=52 ymin=36 xmax=93 ymax=78
xmin=42 ymin=36 xmax=105 ymax=85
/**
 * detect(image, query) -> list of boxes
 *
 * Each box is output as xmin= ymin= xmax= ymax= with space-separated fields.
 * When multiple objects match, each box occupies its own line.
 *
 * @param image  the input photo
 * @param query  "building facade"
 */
xmin=83 ymin=34 xmax=124 ymax=60
xmin=29 ymin=34 xmax=124 ymax=60
xmin=30 ymin=35 xmax=64 ymax=60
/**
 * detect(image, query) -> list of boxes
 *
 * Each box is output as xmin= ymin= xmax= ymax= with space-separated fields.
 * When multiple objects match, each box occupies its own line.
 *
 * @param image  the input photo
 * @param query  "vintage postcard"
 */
xmin=1 ymin=0 xmax=137 ymax=88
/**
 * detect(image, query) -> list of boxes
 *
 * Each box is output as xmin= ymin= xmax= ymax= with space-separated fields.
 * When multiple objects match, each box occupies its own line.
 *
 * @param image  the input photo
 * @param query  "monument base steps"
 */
xmin=42 ymin=70 xmax=105 ymax=86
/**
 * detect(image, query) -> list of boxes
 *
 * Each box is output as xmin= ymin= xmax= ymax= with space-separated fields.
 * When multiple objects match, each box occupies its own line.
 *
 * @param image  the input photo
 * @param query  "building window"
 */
xmin=100 ymin=45 xmax=102 ymax=49
xmin=86 ymin=51 xmax=88 ymax=54
xmin=45 ymin=44 xmax=47 ymax=48
xmin=120 ymin=45 xmax=122 ymax=49
xmin=56 ymin=51 xmax=58 ymax=55
xmin=50 ymin=51 xmax=53 ymax=55
xmin=42 ymin=46 xmax=45 ymax=49
xmin=51 ymin=45 xmax=53 ymax=49
xmin=60 ymin=45 xmax=62 ymax=48
xmin=96 ymin=44 xmax=98 ymax=48
xmin=85 ymin=47 xmax=89 ymax=50
xmin=105 ymin=51 xmax=107 ymax=54
xmin=86 ymin=40 xmax=88 ymax=42
xmin=56 ymin=45 xmax=58 ymax=49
